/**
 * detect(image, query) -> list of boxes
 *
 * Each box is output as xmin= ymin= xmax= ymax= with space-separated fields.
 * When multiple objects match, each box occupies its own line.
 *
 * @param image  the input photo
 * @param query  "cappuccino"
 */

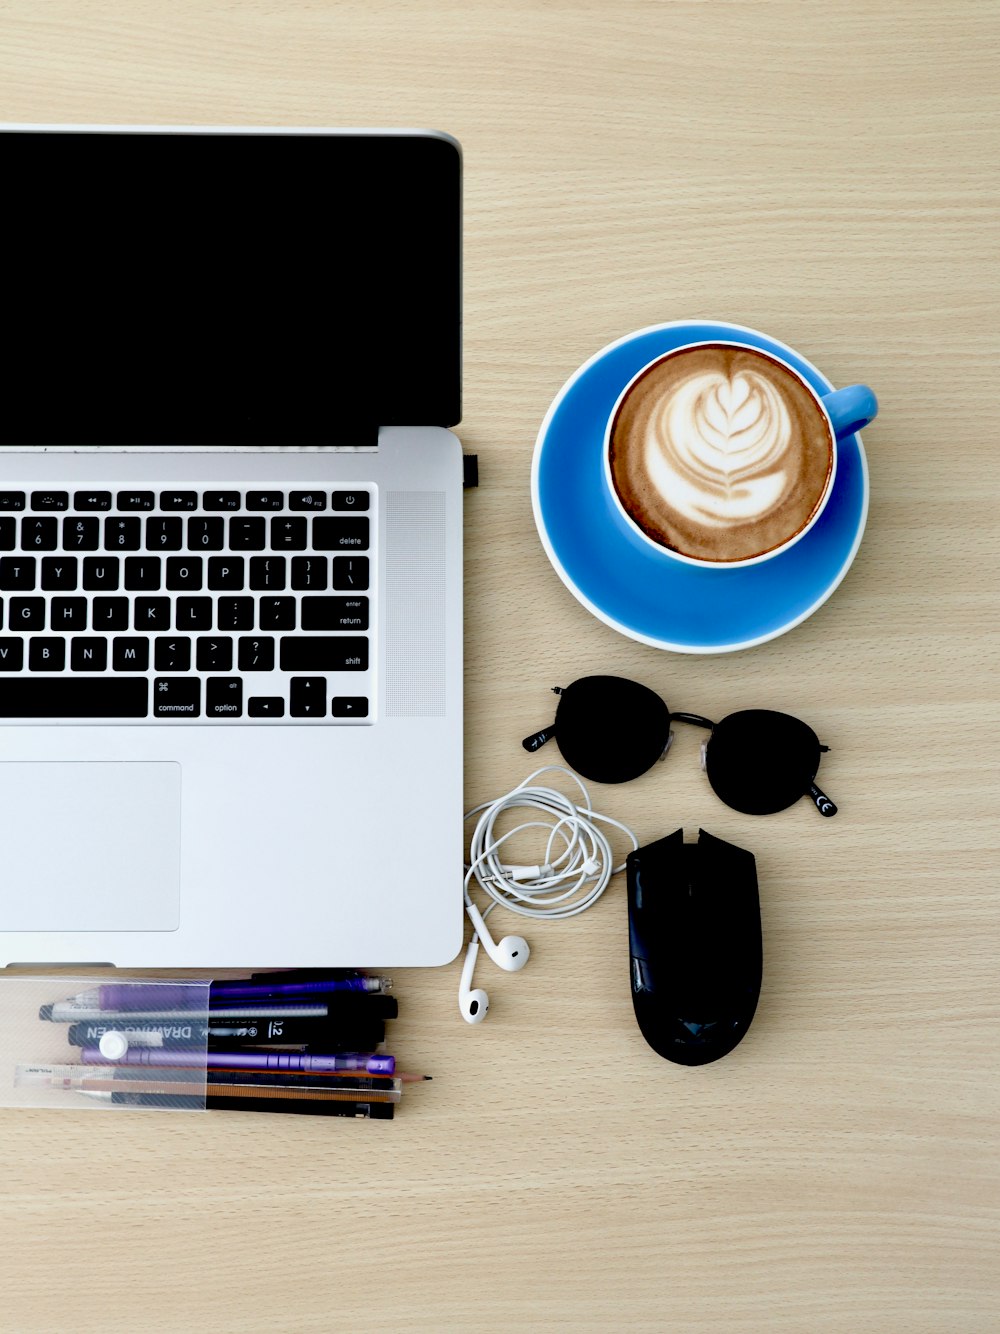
xmin=608 ymin=344 xmax=834 ymax=563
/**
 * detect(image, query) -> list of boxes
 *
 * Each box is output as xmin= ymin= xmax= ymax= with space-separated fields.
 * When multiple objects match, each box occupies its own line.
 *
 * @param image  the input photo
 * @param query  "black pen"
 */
xmin=78 ymin=1089 xmax=394 ymax=1118
xmin=66 ymin=1018 xmax=387 ymax=1050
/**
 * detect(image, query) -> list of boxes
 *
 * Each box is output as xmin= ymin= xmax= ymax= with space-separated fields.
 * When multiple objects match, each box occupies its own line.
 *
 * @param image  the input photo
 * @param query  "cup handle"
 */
xmin=821 ymin=384 xmax=878 ymax=439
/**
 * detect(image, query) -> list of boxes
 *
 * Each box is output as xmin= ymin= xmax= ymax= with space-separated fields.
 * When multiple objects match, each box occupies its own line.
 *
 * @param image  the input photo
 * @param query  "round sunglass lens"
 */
xmin=555 ymin=675 xmax=670 ymax=784
xmin=705 ymin=710 xmax=821 ymax=814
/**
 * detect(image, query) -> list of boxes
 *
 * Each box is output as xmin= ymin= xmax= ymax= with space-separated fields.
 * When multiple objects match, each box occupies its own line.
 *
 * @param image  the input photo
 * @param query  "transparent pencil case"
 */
xmin=0 ymin=976 xmax=210 ymax=1113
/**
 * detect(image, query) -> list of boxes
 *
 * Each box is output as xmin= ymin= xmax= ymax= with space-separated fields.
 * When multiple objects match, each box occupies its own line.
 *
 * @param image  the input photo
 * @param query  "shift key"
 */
xmin=280 ymin=636 xmax=368 ymax=671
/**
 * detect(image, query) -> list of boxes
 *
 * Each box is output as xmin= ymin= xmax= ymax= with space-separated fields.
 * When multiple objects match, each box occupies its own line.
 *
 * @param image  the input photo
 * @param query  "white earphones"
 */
xmin=458 ymin=937 xmax=490 ymax=1024
xmin=459 ymin=766 xmax=637 ymax=1024
xmin=464 ymin=901 xmax=530 ymax=972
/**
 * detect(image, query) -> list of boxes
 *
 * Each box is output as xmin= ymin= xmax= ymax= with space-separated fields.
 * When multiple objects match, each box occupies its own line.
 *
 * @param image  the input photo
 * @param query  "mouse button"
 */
xmin=626 ymin=830 xmax=685 ymax=911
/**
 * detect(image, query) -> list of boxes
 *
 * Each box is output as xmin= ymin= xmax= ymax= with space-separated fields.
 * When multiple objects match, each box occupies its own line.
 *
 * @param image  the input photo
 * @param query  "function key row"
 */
xmin=0 ymin=490 xmax=370 ymax=513
xmin=0 ymin=515 xmax=368 ymax=553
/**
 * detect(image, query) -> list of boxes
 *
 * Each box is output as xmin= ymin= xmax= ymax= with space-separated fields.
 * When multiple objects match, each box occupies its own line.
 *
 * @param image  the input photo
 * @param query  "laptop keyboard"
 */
xmin=0 ymin=486 xmax=375 ymax=723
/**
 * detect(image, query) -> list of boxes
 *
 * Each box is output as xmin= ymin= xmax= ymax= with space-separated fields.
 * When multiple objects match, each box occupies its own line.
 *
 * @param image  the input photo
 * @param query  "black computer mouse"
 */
xmin=626 ymin=828 xmax=762 ymax=1065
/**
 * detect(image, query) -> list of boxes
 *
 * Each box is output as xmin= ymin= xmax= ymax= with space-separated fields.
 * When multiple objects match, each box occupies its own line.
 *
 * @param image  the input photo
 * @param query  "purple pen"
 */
xmin=62 ymin=983 xmax=205 ymax=1011
xmin=80 ymin=1048 xmax=396 ymax=1075
xmin=209 ymin=976 xmax=391 ymax=999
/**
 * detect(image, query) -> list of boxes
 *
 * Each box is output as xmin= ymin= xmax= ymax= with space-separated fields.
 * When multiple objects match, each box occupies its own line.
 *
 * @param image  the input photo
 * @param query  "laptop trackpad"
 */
xmin=0 ymin=762 xmax=181 ymax=931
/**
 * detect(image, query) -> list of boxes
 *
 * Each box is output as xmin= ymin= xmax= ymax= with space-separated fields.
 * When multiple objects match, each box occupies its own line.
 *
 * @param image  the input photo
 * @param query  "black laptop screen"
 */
xmin=0 ymin=130 xmax=461 ymax=446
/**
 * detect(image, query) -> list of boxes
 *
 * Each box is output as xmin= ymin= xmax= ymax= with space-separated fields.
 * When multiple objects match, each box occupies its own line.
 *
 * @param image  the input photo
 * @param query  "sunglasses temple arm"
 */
xmin=809 ymin=782 xmax=838 ymax=817
xmin=522 ymin=724 xmax=556 ymax=753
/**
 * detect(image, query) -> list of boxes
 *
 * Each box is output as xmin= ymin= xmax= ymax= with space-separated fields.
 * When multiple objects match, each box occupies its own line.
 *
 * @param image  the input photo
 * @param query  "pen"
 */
xmin=42 ymin=1003 xmax=331 ymax=1023
xmin=65 ymin=1018 xmax=388 ymax=1050
xmin=77 ymin=1090 xmax=395 ymax=1118
xmin=80 ymin=1048 xmax=397 ymax=1074
xmin=210 ymin=977 xmax=392 ymax=999
xmin=44 ymin=996 xmax=398 ymax=1024
xmin=58 ymin=978 xmax=392 ymax=1010
xmin=18 ymin=1065 xmax=423 ymax=1091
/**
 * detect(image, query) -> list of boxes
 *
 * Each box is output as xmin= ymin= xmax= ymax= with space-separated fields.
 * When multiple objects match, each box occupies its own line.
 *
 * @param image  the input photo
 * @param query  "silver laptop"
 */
xmin=0 ymin=125 xmax=464 ymax=967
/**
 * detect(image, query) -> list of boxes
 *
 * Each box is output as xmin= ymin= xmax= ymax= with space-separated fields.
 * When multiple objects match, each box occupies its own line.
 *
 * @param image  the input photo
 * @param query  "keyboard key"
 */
xmin=166 ymin=556 xmax=203 ymax=591
xmin=289 ymin=491 xmax=327 ymax=511
xmin=10 ymin=598 xmax=45 ymax=631
xmin=70 ymin=637 xmax=108 ymax=671
xmin=332 ymin=696 xmax=369 ymax=718
xmin=248 ymin=696 xmax=285 ymax=717
xmin=124 ymin=557 xmax=162 ymax=591
xmin=280 ymin=637 xmax=368 ymax=672
xmin=290 ymin=677 xmax=327 ymax=717
xmin=259 ymin=597 xmax=296 ymax=630
xmin=238 ymin=636 xmax=275 ymax=671
xmin=188 ymin=517 xmax=224 ymax=550
xmin=63 ymin=516 xmax=100 ymax=550
xmin=301 ymin=596 xmax=369 ymax=631
xmin=246 ymin=492 xmax=284 ymax=511
xmin=203 ymin=491 xmax=241 ymax=511
xmin=22 ymin=517 xmax=58 ymax=550
xmin=208 ymin=557 xmax=245 ymax=591
xmin=117 ymin=491 xmax=155 ymax=511
xmin=196 ymin=637 xmax=233 ymax=671
xmin=313 ymin=517 xmax=369 ymax=551
xmin=177 ymin=597 xmax=213 ymax=631
xmin=217 ymin=597 xmax=254 ymax=631
xmin=30 ymin=491 xmax=69 ymax=511
xmin=154 ymin=637 xmax=192 ymax=671
xmin=146 ymin=516 xmax=183 ymax=550
xmin=135 ymin=597 xmax=170 ymax=631
xmin=0 ymin=638 xmax=24 ymax=670
xmin=105 ymin=516 xmax=141 ymax=550
xmin=74 ymin=491 xmax=112 ymax=511
xmin=154 ymin=677 xmax=200 ymax=718
xmin=291 ymin=556 xmax=327 ymax=590
xmin=330 ymin=557 xmax=369 ymax=590
xmin=0 ymin=492 xmax=26 ymax=511
xmin=271 ymin=516 xmax=307 ymax=550
xmin=249 ymin=556 xmax=286 ymax=591
xmin=113 ymin=637 xmax=150 ymax=671
xmin=0 ymin=557 xmax=36 ymax=591
xmin=160 ymin=491 xmax=198 ymax=511
xmin=51 ymin=597 xmax=87 ymax=631
xmin=41 ymin=557 xmax=79 ymax=591
xmin=0 ymin=518 xmax=14 ymax=550
xmin=29 ymin=637 xmax=66 ymax=671
xmin=332 ymin=491 xmax=370 ymax=511
xmin=93 ymin=597 xmax=129 ymax=631
xmin=207 ymin=676 xmax=243 ymax=718
xmin=0 ymin=678 xmax=147 ymax=717
xmin=229 ymin=517 xmax=266 ymax=550
xmin=82 ymin=557 xmax=119 ymax=591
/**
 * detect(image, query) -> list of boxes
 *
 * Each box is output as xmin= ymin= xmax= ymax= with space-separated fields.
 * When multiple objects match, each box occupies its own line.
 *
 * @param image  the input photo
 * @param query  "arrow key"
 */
xmin=290 ymin=676 xmax=327 ymax=718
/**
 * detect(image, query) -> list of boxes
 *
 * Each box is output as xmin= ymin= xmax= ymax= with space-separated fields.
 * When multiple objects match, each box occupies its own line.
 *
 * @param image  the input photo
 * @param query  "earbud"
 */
xmin=458 ymin=937 xmax=489 ymax=1024
xmin=465 ymin=901 xmax=530 ymax=972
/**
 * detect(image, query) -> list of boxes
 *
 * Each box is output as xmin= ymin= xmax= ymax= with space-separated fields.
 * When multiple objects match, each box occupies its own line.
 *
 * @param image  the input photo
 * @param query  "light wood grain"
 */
xmin=0 ymin=1 xmax=997 ymax=1329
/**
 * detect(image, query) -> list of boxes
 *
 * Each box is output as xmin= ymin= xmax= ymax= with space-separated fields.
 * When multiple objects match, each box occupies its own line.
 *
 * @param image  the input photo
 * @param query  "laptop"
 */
xmin=0 ymin=125 xmax=464 ymax=968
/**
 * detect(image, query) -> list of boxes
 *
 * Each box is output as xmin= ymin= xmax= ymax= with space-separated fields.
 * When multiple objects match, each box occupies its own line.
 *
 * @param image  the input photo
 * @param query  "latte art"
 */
xmin=647 ymin=370 xmax=793 ymax=527
xmin=609 ymin=344 xmax=835 ymax=564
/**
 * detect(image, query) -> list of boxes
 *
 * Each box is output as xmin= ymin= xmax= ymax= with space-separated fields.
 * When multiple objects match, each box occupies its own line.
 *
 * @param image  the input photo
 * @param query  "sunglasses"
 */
xmin=522 ymin=675 xmax=837 ymax=817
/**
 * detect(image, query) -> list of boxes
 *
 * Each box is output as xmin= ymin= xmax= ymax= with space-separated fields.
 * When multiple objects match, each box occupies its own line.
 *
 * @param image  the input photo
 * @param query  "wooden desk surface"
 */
xmin=0 ymin=2 xmax=997 ymax=1329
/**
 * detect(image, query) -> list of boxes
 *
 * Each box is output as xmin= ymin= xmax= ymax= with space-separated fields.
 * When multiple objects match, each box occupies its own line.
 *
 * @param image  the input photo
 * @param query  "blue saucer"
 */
xmin=531 ymin=321 xmax=870 ymax=653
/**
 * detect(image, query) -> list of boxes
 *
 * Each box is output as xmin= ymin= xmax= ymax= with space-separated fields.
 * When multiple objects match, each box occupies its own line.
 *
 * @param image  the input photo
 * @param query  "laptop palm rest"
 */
xmin=0 ymin=762 xmax=181 ymax=932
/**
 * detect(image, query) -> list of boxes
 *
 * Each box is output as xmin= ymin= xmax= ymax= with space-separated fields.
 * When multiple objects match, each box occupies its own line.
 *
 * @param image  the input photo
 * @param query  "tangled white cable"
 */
xmin=458 ymin=766 xmax=638 ymax=1023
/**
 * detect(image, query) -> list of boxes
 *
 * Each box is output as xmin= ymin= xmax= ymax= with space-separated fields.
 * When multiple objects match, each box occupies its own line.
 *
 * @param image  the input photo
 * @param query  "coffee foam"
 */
xmin=609 ymin=345 xmax=834 ymax=563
